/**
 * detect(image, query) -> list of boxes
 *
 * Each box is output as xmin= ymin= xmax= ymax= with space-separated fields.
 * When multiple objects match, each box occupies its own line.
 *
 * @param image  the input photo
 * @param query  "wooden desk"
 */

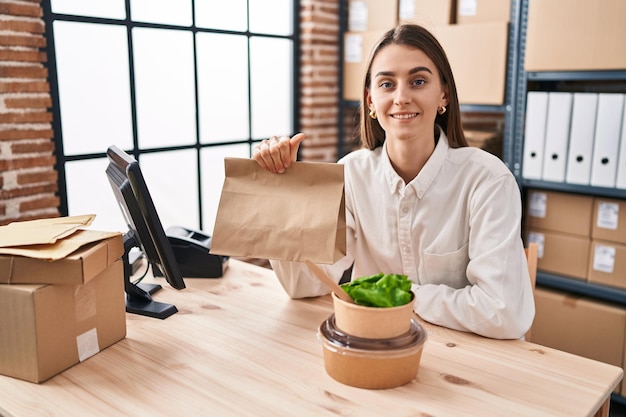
xmin=0 ymin=260 xmax=622 ymax=417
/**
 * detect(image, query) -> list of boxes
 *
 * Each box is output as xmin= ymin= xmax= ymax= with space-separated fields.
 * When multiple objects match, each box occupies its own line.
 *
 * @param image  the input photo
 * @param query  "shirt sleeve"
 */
xmin=412 ymin=174 xmax=536 ymax=339
xmin=269 ymin=201 xmax=356 ymax=299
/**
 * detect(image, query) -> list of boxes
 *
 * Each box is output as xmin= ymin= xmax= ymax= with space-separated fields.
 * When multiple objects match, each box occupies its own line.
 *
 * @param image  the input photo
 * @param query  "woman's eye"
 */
xmin=379 ymin=81 xmax=393 ymax=89
xmin=412 ymin=79 xmax=426 ymax=86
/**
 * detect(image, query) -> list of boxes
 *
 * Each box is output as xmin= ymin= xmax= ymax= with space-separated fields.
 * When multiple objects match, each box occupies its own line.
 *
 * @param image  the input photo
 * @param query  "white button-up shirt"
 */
xmin=270 ymin=130 xmax=535 ymax=339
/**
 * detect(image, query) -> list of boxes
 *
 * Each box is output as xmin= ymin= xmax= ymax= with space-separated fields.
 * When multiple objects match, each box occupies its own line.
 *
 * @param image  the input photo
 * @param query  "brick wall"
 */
xmin=299 ymin=0 xmax=340 ymax=162
xmin=0 ymin=0 xmax=58 ymax=226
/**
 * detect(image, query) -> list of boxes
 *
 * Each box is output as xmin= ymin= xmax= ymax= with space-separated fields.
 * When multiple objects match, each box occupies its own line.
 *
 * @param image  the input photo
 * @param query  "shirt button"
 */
xmin=402 ymin=206 xmax=409 ymax=214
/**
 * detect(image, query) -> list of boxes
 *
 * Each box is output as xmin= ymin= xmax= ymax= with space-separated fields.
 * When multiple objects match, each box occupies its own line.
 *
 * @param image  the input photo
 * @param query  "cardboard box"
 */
xmin=0 ymin=234 xmax=124 ymax=285
xmin=588 ymin=240 xmax=626 ymax=290
xmin=592 ymin=198 xmax=626 ymax=244
xmin=525 ymin=0 xmax=626 ymax=71
xmin=0 ymin=259 xmax=126 ymax=383
xmin=526 ymin=228 xmax=590 ymax=280
xmin=464 ymin=129 xmax=502 ymax=158
xmin=398 ymin=0 xmax=454 ymax=28
xmin=433 ymin=22 xmax=508 ymax=105
xmin=525 ymin=189 xmax=593 ymax=237
xmin=342 ymin=30 xmax=386 ymax=101
xmin=348 ymin=0 xmax=398 ymax=32
xmin=456 ymin=0 xmax=510 ymax=24
xmin=531 ymin=287 xmax=626 ymax=394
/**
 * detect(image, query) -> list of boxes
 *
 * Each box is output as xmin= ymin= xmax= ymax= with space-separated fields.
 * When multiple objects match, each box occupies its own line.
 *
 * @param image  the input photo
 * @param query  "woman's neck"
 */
xmin=385 ymin=133 xmax=436 ymax=184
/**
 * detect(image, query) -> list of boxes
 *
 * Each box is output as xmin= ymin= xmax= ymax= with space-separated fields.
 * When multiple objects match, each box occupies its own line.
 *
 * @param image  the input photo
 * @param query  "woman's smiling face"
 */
xmin=366 ymin=44 xmax=448 ymax=143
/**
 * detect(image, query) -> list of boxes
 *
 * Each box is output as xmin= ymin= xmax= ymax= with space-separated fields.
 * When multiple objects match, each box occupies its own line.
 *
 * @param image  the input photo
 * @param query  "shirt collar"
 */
xmin=382 ymin=126 xmax=450 ymax=198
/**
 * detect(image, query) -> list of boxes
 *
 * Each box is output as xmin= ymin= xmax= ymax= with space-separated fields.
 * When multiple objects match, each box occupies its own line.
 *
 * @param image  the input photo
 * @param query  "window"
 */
xmin=44 ymin=0 xmax=299 ymax=233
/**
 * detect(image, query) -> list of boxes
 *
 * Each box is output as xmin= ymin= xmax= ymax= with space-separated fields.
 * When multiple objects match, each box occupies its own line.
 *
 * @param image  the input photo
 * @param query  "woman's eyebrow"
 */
xmin=374 ymin=66 xmax=433 ymax=78
xmin=409 ymin=66 xmax=433 ymax=75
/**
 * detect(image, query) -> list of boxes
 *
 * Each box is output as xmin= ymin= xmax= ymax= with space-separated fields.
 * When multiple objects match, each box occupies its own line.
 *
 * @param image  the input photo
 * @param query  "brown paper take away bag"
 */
xmin=211 ymin=157 xmax=346 ymax=264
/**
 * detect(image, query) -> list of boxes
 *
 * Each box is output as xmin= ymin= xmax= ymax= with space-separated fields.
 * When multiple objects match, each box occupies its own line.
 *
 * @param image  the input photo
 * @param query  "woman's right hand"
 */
xmin=252 ymin=132 xmax=306 ymax=174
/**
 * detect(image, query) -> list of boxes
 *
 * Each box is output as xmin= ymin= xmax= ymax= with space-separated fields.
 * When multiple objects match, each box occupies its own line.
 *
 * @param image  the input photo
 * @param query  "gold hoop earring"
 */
xmin=369 ymin=109 xmax=377 ymax=119
xmin=437 ymin=105 xmax=447 ymax=115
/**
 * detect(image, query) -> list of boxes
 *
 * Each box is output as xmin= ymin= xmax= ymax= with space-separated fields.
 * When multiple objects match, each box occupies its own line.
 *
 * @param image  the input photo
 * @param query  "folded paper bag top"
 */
xmin=210 ymin=158 xmax=346 ymax=264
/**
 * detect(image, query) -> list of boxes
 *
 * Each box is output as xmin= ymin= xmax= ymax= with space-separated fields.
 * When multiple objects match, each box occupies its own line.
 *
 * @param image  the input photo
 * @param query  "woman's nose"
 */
xmin=393 ymin=85 xmax=411 ymax=105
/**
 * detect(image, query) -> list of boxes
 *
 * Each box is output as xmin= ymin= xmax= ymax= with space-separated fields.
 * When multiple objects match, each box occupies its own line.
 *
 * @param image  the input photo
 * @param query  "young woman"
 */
xmin=253 ymin=24 xmax=534 ymax=339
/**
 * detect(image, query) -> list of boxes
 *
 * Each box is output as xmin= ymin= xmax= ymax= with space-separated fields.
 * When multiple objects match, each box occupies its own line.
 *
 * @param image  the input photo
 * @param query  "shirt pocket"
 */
xmin=421 ymin=243 xmax=469 ymax=287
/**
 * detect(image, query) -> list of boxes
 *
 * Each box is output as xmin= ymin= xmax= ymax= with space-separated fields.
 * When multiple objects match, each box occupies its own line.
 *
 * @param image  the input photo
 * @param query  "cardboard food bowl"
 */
xmin=332 ymin=291 xmax=416 ymax=339
xmin=318 ymin=314 xmax=427 ymax=389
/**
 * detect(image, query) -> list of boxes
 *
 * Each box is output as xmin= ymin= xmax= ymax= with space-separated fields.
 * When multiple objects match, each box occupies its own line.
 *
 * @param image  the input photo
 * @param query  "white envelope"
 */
xmin=590 ymin=93 xmax=625 ymax=188
xmin=522 ymin=92 xmax=549 ymax=180
xmin=542 ymin=92 xmax=573 ymax=182
xmin=566 ymin=93 xmax=598 ymax=185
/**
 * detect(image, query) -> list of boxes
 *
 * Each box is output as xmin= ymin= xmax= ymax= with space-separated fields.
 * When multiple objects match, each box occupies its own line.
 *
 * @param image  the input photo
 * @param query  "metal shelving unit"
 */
xmin=537 ymin=272 xmax=626 ymax=306
xmin=513 ymin=0 xmax=626 ymax=306
xmin=513 ymin=4 xmax=626 ymax=407
xmin=521 ymin=179 xmax=626 ymax=200
xmin=527 ymin=70 xmax=626 ymax=82
xmin=499 ymin=0 xmax=523 ymax=173
xmin=511 ymin=1 xmax=626 ymax=183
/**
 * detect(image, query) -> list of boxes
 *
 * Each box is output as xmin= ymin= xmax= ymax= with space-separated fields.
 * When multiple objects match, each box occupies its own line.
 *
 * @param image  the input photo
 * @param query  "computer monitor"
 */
xmin=105 ymin=145 xmax=185 ymax=319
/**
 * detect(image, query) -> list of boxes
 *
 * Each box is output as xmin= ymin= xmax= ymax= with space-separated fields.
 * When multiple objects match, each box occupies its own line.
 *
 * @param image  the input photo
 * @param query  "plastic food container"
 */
xmin=332 ymin=291 xmax=416 ymax=339
xmin=318 ymin=314 xmax=427 ymax=389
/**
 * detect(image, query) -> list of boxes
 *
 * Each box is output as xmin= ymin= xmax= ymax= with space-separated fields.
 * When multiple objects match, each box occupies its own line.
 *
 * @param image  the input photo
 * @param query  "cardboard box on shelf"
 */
xmin=525 ymin=0 xmax=626 ymax=71
xmin=531 ymin=287 xmax=626 ymax=394
xmin=0 ymin=259 xmax=126 ymax=383
xmin=592 ymin=198 xmax=626 ymax=245
xmin=348 ymin=0 xmax=398 ymax=32
xmin=342 ymin=30 xmax=386 ymax=101
xmin=526 ymin=228 xmax=590 ymax=280
xmin=587 ymin=240 xmax=626 ymax=291
xmin=525 ymin=189 xmax=593 ymax=237
xmin=456 ymin=0 xmax=510 ymax=24
xmin=433 ymin=21 xmax=508 ymax=105
xmin=398 ymin=0 xmax=454 ymax=29
xmin=464 ymin=129 xmax=502 ymax=158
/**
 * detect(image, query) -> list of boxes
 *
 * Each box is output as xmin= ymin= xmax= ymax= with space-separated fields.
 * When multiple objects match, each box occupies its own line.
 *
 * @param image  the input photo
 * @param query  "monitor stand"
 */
xmin=122 ymin=231 xmax=178 ymax=319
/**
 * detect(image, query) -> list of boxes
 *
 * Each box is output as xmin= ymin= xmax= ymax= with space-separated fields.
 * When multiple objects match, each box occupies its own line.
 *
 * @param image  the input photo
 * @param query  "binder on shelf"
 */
xmin=590 ymin=93 xmax=625 ymax=188
xmin=565 ymin=93 xmax=599 ymax=185
xmin=542 ymin=92 xmax=573 ymax=183
xmin=522 ymin=92 xmax=549 ymax=180
xmin=616 ymin=101 xmax=626 ymax=189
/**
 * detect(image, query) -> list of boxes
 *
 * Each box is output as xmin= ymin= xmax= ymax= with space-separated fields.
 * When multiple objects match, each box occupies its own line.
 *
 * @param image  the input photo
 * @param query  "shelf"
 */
xmin=522 ymin=179 xmax=626 ymax=199
xmin=527 ymin=70 xmax=626 ymax=82
xmin=537 ymin=272 xmax=626 ymax=305
xmin=460 ymin=104 xmax=509 ymax=113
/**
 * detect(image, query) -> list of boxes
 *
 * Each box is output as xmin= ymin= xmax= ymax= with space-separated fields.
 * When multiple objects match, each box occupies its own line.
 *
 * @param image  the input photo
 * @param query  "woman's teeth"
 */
xmin=392 ymin=113 xmax=417 ymax=119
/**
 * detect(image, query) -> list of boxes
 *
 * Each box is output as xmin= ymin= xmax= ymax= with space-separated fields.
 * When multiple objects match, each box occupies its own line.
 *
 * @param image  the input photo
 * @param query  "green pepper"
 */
xmin=340 ymin=273 xmax=413 ymax=307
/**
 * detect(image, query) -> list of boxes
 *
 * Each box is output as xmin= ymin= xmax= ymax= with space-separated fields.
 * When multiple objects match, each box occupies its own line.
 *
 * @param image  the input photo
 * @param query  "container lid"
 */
xmin=319 ymin=314 xmax=426 ymax=351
